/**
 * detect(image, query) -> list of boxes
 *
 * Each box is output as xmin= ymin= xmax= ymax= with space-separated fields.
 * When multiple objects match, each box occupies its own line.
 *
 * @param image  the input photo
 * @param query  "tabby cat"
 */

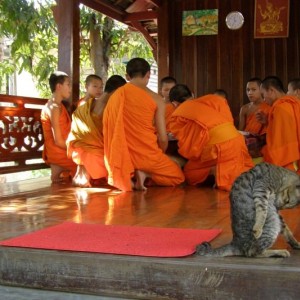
xmin=196 ymin=162 xmax=300 ymax=258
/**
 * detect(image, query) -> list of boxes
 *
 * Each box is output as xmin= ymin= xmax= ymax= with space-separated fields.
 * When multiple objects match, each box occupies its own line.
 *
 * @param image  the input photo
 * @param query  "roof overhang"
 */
xmin=79 ymin=0 xmax=159 ymax=53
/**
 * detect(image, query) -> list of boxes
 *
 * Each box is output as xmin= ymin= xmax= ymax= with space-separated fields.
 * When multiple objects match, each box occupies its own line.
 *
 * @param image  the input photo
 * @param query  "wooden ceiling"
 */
xmin=79 ymin=0 xmax=160 ymax=51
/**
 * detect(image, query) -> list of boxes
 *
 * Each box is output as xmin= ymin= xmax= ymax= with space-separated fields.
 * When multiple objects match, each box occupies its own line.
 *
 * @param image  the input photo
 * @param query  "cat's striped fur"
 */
xmin=196 ymin=162 xmax=300 ymax=258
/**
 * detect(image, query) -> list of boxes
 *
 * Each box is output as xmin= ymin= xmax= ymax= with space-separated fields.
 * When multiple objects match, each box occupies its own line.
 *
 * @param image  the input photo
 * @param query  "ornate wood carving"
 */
xmin=0 ymin=95 xmax=48 ymax=174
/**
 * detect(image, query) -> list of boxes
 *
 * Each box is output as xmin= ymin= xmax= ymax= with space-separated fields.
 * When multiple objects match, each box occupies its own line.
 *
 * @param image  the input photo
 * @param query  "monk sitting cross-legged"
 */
xmin=239 ymin=77 xmax=271 ymax=158
xmin=169 ymin=84 xmax=254 ymax=192
xmin=103 ymin=58 xmax=185 ymax=191
xmin=67 ymin=75 xmax=127 ymax=187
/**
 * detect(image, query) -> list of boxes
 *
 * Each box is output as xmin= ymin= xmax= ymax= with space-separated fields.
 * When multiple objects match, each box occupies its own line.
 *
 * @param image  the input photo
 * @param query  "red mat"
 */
xmin=0 ymin=222 xmax=221 ymax=257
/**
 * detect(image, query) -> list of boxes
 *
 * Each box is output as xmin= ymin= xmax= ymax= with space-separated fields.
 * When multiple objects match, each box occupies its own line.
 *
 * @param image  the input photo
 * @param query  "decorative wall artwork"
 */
xmin=254 ymin=0 xmax=289 ymax=38
xmin=182 ymin=9 xmax=218 ymax=36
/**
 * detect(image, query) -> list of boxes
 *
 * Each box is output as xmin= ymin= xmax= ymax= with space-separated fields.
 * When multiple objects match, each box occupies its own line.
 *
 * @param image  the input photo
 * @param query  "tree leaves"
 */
xmin=0 ymin=0 xmax=154 ymax=97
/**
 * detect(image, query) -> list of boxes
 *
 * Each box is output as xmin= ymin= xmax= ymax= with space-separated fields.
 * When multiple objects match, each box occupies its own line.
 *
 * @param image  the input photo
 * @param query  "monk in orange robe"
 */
xmin=41 ymin=71 xmax=76 ymax=183
xmin=239 ymin=78 xmax=271 ymax=159
xmin=67 ymin=75 xmax=126 ymax=187
xmin=103 ymin=58 xmax=185 ymax=191
xmin=169 ymin=84 xmax=254 ymax=192
xmin=239 ymin=78 xmax=270 ymax=135
xmin=258 ymin=76 xmax=300 ymax=172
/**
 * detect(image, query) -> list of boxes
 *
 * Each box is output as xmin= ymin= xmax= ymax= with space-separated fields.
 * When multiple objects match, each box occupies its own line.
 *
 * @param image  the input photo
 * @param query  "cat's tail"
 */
xmin=195 ymin=241 xmax=242 ymax=257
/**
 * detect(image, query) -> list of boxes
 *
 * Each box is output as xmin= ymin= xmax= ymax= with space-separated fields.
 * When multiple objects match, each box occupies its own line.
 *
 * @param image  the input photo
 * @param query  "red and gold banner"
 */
xmin=254 ymin=0 xmax=289 ymax=38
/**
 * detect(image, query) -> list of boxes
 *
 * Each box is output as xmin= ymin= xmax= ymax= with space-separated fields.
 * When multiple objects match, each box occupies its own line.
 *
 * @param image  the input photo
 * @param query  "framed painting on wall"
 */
xmin=254 ymin=0 xmax=290 ymax=38
xmin=182 ymin=9 xmax=218 ymax=36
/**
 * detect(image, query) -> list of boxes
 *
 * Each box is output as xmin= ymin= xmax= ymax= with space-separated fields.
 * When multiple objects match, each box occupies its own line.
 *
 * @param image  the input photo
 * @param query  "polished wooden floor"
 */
xmin=0 ymin=177 xmax=232 ymax=247
xmin=1 ymin=177 xmax=300 ymax=299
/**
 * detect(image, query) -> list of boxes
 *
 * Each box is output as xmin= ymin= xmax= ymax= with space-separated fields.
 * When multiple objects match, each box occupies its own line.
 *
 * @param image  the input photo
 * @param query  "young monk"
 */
xmin=77 ymin=74 xmax=103 ymax=107
xmin=239 ymin=77 xmax=270 ymax=135
xmin=67 ymin=75 xmax=127 ymax=187
xmin=287 ymin=78 xmax=300 ymax=99
xmin=103 ymin=58 xmax=185 ymax=191
xmin=41 ymin=71 xmax=77 ymax=183
xmin=239 ymin=78 xmax=271 ymax=158
xmin=169 ymin=84 xmax=254 ymax=192
xmin=160 ymin=76 xmax=177 ymax=133
xmin=257 ymin=76 xmax=300 ymax=172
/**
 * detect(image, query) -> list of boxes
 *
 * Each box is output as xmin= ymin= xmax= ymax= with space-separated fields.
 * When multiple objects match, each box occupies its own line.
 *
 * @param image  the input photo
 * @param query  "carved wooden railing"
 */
xmin=0 ymin=94 xmax=48 ymax=174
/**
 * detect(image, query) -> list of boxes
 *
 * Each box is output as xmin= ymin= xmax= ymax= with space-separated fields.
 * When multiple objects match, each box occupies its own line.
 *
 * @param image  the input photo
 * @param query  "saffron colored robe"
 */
xmin=262 ymin=96 xmax=300 ymax=172
xmin=170 ymin=94 xmax=254 ymax=191
xmin=165 ymin=102 xmax=176 ymax=133
xmin=67 ymin=98 xmax=107 ymax=179
xmin=245 ymin=102 xmax=270 ymax=135
xmin=103 ymin=83 xmax=185 ymax=191
xmin=41 ymin=103 xmax=76 ymax=174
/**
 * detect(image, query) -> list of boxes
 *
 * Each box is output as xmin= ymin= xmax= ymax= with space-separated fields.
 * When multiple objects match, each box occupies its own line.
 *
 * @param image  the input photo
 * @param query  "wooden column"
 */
xmin=52 ymin=0 xmax=80 ymax=104
xmin=157 ymin=0 xmax=170 ymax=83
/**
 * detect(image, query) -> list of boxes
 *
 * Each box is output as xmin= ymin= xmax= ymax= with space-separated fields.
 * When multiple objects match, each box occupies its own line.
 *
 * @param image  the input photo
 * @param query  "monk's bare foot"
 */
xmin=72 ymin=165 xmax=92 ymax=188
xmin=51 ymin=177 xmax=64 ymax=184
xmin=134 ymin=170 xmax=148 ymax=191
xmin=90 ymin=177 xmax=107 ymax=186
xmin=51 ymin=164 xmax=65 ymax=184
xmin=59 ymin=170 xmax=72 ymax=183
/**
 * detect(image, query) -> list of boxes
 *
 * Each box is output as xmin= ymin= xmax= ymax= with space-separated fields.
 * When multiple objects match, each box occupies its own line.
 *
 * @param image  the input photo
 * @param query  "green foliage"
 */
xmin=79 ymin=5 xmax=154 ymax=79
xmin=0 ymin=0 xmax=153 ymax=97
xmin=109 ymin=28 xmax=154 ymax=77
xmin=0 ymin=0 xmax=57 ymax=97
xmin=0 ymin=58 xmax=15 ymax=93
xmin=31 ymin=168 xmax=51 ymax=178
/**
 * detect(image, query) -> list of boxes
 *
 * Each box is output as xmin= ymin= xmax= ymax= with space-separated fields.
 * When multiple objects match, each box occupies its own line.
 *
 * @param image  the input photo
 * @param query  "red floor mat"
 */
xmin=0 ymin=222 xmax=221 ymax=257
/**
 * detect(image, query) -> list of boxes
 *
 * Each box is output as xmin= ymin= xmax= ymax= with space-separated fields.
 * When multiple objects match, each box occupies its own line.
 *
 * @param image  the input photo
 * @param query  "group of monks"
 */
xmin=40 ymin=59 xmax=300 ymax=192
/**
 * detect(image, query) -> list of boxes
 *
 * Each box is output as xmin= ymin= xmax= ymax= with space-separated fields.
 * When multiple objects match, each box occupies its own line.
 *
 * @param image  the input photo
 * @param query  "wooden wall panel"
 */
xmin=164 ymin=0 xmax=300 ymax=122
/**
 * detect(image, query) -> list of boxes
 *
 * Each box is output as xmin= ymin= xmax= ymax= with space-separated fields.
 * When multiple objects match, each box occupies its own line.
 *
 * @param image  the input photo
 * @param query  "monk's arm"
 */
xmin=255 ymin=110 xmax=268 ymax=126
xmin=238 ymin=105 xmax=247 ymax=131
xmin=50 ymin=107 xmax=67 ymax=149
xmin=154 ymin=97 xmax=168 ymax=152
xmin=93 ymin=100 xmax=106 ymax=116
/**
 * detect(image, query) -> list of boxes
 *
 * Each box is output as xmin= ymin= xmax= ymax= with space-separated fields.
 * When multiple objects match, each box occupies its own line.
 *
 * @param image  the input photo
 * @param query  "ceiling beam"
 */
xmin=124 ymin=11 xmax=157 ymax=22
xmin=80 ymin=0 xmax=125 ymax=23
xmin=148 ymin=0 xmax=161 ymax=8
xmin=129 ymin=21 xmax=156 ymax=51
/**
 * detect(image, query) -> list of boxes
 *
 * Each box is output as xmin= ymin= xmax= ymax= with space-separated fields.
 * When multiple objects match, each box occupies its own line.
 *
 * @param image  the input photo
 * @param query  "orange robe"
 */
xmin=170 ymin=94 xmax=254 ymax=191
xmin=262 ymin=96 xmax=300 ymax=172
xmin=67 ymin=98 xmax=107 ymax=179
xmin=245 ymin=102 xmax=270 ymax=135
xmin=165 ymin=102 xmax=175 ymax=133
xmin=200 ymin=94 xmax=234 ymax=122
xmin=41 ymin=103 xmax=76 ymax=174
xmin=103 ymin=83 xmax=185 ymax=191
